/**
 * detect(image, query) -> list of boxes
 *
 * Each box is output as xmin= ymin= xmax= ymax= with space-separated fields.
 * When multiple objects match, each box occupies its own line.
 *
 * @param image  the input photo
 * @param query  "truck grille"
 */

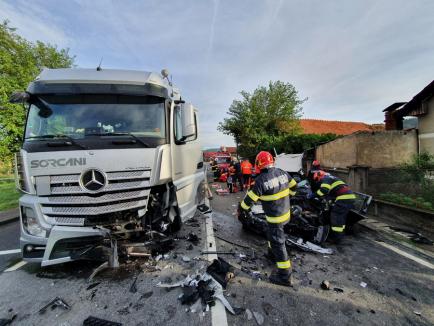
xmin=40 ymin=169 xmax=151 ymax=225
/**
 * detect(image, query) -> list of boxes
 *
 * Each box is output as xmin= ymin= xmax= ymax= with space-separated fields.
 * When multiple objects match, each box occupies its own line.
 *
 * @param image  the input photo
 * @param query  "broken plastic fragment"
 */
xmin=182 ymin=256 xmax=191 ymax=262
xmin=360 ymin=282 xmax=367 ymax=288
xmin=253 ymin=311 xmax=264 ymax=325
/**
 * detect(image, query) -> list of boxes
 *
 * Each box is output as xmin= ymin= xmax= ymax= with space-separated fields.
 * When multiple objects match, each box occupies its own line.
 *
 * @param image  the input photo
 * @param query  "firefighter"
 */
xmin=240 ymin=159 xmax=253 ymax=190
xmin=307 ymin=160 xmax=322 ymax=192
xmin=227 ymin=163 xmax=237 ymax=193
xmin=312 ymin=171 xmax=356 ymax=243
xmin=240 ymin=151 xmax=297 ymax=286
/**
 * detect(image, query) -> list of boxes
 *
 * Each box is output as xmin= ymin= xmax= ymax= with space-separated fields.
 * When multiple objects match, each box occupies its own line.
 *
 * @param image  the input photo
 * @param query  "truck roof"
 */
xmin=35 ymin=68 xmax=167 ymax=87
xmin=28 ymin=68 xmax=181 ymax=100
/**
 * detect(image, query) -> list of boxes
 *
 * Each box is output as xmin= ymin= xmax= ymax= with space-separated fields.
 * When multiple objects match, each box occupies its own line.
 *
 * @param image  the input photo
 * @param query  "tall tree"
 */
xmin=218 ymin=81 xmax=306 ymax=159
xmin=0 ymin=21 xmax=75 ymax=166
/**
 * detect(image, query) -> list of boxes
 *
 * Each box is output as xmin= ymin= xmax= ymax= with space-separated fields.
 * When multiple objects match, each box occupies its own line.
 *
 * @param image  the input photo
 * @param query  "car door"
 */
xmin=171 ymin=103 xmax=204 ymax=221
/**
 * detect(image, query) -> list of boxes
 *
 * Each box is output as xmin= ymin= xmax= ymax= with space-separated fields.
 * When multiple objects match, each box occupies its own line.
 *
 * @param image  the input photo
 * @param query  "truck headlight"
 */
xmin=22 ymin=207 xmax=46 ymax=237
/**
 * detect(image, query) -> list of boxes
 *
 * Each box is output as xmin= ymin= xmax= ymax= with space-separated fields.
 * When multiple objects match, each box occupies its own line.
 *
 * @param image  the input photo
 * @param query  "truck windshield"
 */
xmin=25 ymin=95 xmax=166 ymax=140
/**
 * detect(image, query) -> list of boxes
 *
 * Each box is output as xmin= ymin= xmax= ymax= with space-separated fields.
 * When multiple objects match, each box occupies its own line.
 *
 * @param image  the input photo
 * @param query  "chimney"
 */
xmin=383 ymin=102 xmax=406 ymax=130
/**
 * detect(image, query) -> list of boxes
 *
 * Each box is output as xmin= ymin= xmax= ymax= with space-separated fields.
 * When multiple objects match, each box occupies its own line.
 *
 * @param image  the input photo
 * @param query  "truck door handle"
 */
xmin=197 ymin=162 xmax=204 ymax=169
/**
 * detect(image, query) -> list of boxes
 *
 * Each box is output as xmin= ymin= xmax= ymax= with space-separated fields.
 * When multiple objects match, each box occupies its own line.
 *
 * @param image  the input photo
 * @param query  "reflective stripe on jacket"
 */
xmin=316 ymin=175 xmax=356 ymax=201
xmin=241 ymin=167 xmax=297 ymax=223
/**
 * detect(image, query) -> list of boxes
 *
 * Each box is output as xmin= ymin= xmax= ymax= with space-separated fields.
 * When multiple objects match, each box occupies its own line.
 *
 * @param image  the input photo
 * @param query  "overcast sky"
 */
xmin=2 ymin=0 xmax=434 ymax=148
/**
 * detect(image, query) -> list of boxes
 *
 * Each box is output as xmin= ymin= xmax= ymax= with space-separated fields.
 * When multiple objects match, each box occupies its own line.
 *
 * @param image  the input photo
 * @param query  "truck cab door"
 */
xmin=171 ymin=103 xmax=204 ymax=221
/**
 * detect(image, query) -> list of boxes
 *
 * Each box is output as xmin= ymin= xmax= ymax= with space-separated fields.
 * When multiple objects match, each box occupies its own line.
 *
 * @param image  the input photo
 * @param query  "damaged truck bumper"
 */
xmin=19 ymin=194 xmax=112 ymax=266
xmin=21 ymin=225 xmax=109 ymax=267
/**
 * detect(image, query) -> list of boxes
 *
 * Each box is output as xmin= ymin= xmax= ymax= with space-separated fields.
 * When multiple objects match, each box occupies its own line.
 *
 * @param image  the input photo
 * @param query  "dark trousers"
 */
xmin=266 ymin=222 xmax=290 ymax=275
xmin=235 ymin=174 xmax=243 ymax=188
xmin=242 ymin=174 xmax=251 ymax=188
xmin=330 ymin=200 xmax=355 ymax=233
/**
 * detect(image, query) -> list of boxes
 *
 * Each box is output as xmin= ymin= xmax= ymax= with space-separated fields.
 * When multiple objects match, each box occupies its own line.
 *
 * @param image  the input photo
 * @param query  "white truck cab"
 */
xmin=12 ymin=68 xmax=205 ymax=266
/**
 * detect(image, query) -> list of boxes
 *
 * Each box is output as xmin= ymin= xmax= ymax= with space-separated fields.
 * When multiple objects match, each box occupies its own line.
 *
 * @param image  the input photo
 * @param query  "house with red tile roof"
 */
xmin=300 ymin=119 xmax=384 ymax=135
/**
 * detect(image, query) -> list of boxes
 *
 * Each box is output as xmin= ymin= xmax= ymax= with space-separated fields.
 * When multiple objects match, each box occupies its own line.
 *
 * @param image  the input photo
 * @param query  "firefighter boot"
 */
xmin=327 ymin=231 xmax=344 ymax=245
xmin=269 ymin=269 xmax=292 ymax=287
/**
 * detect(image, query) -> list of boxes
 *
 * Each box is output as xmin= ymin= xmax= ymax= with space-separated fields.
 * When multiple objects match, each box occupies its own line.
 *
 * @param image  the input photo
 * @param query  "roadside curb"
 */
xmin=360 ymin=218 xmax=434 ymax=262
xmin=0 ymin=208 xmax=19 ymax=226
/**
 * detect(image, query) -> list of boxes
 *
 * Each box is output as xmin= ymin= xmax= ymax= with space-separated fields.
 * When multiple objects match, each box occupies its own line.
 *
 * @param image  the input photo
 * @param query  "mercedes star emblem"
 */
xmin=80 ymin=169 xmax=106 ymax=192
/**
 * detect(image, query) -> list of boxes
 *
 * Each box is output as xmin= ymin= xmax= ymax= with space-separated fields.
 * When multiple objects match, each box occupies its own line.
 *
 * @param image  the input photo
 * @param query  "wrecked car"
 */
xmin=11 ymin=68 xmax=205 ymax=266
xmin=238 ymin=179 xmax=372 ymax=245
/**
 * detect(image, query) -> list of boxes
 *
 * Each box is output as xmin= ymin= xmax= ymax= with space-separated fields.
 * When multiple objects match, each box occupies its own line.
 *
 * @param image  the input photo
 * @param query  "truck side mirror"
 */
xmin=181 ymin=103 xmax=196 ymax=139
xmin=9 ymin=91 xmax=30 ymax=103
xmin=174 ymin=103 xmax=197 ymax=143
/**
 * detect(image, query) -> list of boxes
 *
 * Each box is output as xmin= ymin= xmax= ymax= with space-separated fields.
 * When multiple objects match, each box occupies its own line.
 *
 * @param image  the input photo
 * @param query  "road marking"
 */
xmin=204 ymin=198 xmax=228 ymax=326
xmin=0 ymin=249 xmax=21 ymax=256
xmin=4 ymin=260 xmax=27 ymax=272
xmin=375 ymin=241 xmax=434 ymax=270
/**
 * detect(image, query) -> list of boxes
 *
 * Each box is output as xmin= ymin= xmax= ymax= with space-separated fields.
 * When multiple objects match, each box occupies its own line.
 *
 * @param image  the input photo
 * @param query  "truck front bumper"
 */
xmin=19 ymin=195 xmax=110 ymax=266
xmin=21 ymin=225 xmax=109 ymax=267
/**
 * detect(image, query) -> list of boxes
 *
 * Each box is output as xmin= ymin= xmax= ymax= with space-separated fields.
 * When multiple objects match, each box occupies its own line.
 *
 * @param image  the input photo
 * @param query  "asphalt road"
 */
xmin=0 ymin=220 xmax=21 ymax=271
xmin=209 ymin=183 xmax=434 ymax=326
xmin=0 ymin=177 xmax=433 ymax=325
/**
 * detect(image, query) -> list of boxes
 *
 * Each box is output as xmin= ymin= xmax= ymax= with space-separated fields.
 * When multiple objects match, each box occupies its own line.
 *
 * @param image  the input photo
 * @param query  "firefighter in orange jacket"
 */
xmin=240 ymin=159 xmax=253 ymax=190
xmin=240 ymin=151 xmax=297 ymax=286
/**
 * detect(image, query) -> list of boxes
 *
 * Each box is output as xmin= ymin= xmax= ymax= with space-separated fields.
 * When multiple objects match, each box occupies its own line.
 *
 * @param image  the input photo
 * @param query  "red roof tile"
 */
xmin=300 ymin=119 xmax=383 ymax=135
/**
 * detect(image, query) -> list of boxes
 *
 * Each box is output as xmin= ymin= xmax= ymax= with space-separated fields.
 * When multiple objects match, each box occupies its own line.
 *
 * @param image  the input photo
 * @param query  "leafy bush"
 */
xmin=378 ymin=192 xmax=434 ymax=212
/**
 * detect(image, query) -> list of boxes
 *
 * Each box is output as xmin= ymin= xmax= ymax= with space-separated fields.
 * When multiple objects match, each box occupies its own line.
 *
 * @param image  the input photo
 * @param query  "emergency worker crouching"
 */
xmin=312 ymin=171 xmax=356 ymax=243
xmin=240 ymin=151 xmax=297 ymax=286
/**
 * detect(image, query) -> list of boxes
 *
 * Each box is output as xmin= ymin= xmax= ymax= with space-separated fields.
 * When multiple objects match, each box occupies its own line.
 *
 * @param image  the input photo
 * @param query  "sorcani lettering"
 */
xmin=30 ymin=158 xmax=86 ymax=168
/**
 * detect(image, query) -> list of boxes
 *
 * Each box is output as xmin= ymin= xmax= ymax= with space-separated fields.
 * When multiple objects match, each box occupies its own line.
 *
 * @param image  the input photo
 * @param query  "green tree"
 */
xmin=0 ymin=20 xmax=74 ymax=168
xmin=218 ymin=81 xmax=306 ymax=159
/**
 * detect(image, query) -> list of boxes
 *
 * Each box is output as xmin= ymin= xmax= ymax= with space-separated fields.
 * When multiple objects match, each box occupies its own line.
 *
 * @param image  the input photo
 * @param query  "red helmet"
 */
xmin=255 ymin=151 xmax=274 ymax=170
xmin=312 ymin=160 xmax=320 ymax=168
xmin=313 ymin=170 xmax=327 ymax=182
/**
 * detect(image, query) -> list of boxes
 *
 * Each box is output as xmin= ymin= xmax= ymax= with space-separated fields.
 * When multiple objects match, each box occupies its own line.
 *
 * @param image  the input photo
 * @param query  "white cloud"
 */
xmin=0 ymin=0 xmax=71 ymax=47
xmin=2 ymin=0 xmax=434 ymax=145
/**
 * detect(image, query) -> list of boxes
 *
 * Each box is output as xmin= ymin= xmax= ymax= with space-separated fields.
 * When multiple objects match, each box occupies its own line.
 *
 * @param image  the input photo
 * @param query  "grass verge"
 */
xmin=0 ymin=178 xmax=19 ymax=212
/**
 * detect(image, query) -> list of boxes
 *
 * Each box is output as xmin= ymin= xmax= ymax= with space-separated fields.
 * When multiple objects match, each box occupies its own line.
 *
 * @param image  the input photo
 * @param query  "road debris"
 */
xmin=155 ymin=271 xmax=237 ymax=315
xmin=182 ymin=256 xmax=191 ymax=262
xmin=0 ymin=313 xmax=16 ymax=326
xmin=39 ymin=297 xmax=71 ymax=314
xmin=88 ymin=262 xmax=109 ymax=283
xmin=253 ymin=311 xmax=265 ymax=325
xmin=201 ymin=251 xmax=237 ymax=255
xmin=129 ymin=275 xmax=139 ymax=293
xmin=286 ymin=236 xmax=334 ymax=254
xmin=360 ymin=282 xmax=367 ymax=288
xmin=86 ymin=282 xmax=100 ymax=291
xmin=215 ymin=234 xmax=251 ymax=249
xmin=206 ymin=258 xmax=235 ymax=288
xmin=414 ymin=311 xmax=422 ymax=316
xmin=321 ymin=280 xmax=330 ymax=290
xmin=186 ymin=232 xmax=200 ymax=245
xmin=241 ymin=267 xmax=262 ymax=280
xmin=216 ymin=189 xmax=230 ymax=195
xmin=83 ymin=316 xmax=122 ymax=326
xmin=333 ymin=287 xmax=344 ymax=293
xmin=246 ymin=309 xmax=253 ymax=320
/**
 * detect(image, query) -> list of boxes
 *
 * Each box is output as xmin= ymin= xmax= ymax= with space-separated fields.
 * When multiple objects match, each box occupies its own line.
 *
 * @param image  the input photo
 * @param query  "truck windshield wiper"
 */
xmin=26 ymin=134 xmax=87 ymax=150
xmin=86 ymin=132 xmax=150 ymax=148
